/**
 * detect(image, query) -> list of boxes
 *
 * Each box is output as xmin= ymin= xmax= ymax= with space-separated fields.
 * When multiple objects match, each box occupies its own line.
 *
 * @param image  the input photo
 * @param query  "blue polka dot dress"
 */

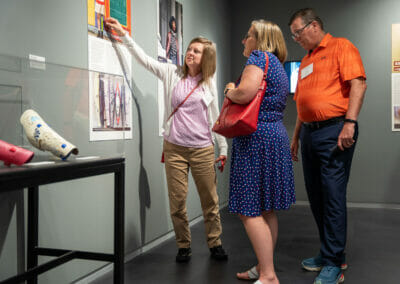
xmin=229 ymin=50 xmax=295 ymax=217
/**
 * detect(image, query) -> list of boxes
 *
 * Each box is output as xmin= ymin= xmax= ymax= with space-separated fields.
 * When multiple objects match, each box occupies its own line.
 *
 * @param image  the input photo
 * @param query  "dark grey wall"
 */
xmin=230 ymin=0 xmax=400 ymax=204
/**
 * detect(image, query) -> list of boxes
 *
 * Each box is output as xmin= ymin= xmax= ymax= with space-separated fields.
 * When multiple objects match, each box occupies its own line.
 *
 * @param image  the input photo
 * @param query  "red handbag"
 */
xmin=212 ymin=52 xmax=269 ymax=138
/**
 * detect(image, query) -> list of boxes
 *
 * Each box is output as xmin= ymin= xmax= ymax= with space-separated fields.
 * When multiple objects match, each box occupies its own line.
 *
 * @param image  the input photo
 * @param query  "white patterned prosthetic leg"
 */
xmin=20 ymin=109 xmax=79 ymax=160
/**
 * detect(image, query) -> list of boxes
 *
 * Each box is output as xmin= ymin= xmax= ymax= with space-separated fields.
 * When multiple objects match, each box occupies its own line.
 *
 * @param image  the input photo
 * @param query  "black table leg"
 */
xmin=114 ymin=165 xmax=125 ymax=284
xmin=27 ymin=186 xmax=39 ymax=284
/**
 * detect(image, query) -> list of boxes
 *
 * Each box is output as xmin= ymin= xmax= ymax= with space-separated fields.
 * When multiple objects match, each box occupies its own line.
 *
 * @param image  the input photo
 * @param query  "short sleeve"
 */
xmin=338 ymin=39 xmax=366 ymax=82
xmin=245 ymin=50 xmax=267 ymax=71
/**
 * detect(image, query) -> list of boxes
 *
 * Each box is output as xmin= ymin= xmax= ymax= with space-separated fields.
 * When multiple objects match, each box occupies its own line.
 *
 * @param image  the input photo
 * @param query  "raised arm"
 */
xmin=166 ymin=32 xmax=171 ymax=58
xmin=104 ymin=17 xmax=173 ymax=81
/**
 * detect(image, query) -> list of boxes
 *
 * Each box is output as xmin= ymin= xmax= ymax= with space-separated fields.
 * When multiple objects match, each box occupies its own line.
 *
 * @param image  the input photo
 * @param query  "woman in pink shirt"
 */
xmin=105 ymin=18 xmax=228 ymax=263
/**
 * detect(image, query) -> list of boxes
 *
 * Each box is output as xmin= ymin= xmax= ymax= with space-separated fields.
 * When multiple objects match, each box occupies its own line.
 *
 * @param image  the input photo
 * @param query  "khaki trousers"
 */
xmin=163 ymin=140 xmax=222 ymax=249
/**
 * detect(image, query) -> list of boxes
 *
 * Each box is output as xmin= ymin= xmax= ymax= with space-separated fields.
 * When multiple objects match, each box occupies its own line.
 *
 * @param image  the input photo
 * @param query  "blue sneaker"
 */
xmin=314 ymin=266 xmax=344 ymax=284
xmin=302 ymin=254 xmax=348 ymax=271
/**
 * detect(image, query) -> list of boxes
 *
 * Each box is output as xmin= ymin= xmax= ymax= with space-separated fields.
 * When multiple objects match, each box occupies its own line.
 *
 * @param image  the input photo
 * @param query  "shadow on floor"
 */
xmin=91 ymin=205 xmax=400 ymax=284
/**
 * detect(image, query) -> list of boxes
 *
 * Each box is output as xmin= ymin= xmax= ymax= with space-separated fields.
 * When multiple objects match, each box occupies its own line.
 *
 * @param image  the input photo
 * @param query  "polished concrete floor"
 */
xmin=92 ymin=205 xmax=400 ymax=284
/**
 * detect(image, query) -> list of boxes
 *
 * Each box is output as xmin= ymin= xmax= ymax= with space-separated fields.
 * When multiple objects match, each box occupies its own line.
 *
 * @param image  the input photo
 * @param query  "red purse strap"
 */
xmin=259 ymin=52 xmax=269 ymax=91
xmin=167 ymin=83 xmax=200 ymax=121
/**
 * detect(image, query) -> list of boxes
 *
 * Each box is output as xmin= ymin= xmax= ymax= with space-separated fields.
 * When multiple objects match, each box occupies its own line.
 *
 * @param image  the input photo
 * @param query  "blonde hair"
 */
xmin=182 ymin=37 xmax=216 ymax=85
xmin=251 ymin=20 xmax=287 ymax=63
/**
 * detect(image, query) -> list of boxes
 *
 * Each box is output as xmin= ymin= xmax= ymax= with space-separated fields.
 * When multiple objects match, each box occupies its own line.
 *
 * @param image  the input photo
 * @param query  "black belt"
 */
xmin=303 ymin=116 xmax=345 ymax=130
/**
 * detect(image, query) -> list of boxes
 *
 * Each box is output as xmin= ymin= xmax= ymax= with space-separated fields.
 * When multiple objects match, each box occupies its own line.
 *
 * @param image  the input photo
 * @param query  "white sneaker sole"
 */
xmin=303 ymin=263 xmax=348 ymax=272
xmin=312 ymin=272 xmax=345 ymax=284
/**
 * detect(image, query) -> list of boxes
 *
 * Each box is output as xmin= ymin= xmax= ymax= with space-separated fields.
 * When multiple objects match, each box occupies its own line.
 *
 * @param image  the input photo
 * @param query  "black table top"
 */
xmin=0 ymin=155 xmax=125 ymax=191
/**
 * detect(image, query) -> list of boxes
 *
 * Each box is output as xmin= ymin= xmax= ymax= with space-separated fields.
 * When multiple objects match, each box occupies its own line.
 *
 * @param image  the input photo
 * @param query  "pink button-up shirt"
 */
xmin=164 ymin=74 xmax=213 ymax=148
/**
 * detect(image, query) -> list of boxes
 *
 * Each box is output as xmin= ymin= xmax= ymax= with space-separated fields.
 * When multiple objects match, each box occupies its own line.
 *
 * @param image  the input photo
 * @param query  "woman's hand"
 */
xmin=224 ymin=82 xmax=235 ymax=97
xmin=215 ymin=155 xmax=227 ymax=172
xmin=104 ymin=18 xmax=126 ymax=38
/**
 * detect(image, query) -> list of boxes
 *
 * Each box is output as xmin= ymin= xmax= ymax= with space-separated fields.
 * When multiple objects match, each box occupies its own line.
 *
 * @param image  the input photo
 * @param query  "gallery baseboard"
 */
xmin=74 ymin=201 xmax=229 ymax=284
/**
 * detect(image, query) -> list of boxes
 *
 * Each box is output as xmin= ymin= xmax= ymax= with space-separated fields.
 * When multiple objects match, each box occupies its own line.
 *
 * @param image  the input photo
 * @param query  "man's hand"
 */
xmin=290 ymin=139 xmax=299 ymax=162
xmin=337 ymin=122 xmax=355 ymax=151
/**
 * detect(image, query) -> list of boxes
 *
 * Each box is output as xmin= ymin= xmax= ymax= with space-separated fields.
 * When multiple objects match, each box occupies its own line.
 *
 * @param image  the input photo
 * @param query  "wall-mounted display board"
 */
xmin=87 ymin=0 xmax=133 ymax=141
xmin=392 ymin=24 xmax=400 ymax=131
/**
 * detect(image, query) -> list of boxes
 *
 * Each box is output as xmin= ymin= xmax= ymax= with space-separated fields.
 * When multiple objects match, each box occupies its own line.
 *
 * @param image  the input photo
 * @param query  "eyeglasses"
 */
xmin=291 ymin=21 xmax=313 ymax=40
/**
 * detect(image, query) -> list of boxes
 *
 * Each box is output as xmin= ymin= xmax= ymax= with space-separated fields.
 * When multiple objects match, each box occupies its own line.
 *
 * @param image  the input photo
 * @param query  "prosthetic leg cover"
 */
xmin=20 ymin=109 xmax=79 ymax=160
xmin=0 ymin=139 xmax=34 ymax=166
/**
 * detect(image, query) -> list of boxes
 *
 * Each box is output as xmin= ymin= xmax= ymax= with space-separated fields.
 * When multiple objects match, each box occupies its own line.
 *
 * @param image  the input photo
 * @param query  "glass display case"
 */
xmin=0 ymin=53 xmax=129 ymax=165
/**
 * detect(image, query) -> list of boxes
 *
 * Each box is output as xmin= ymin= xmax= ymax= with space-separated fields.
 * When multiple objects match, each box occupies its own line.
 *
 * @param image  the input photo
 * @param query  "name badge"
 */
xmin=301 ymin=63 xmax=313 ymax=79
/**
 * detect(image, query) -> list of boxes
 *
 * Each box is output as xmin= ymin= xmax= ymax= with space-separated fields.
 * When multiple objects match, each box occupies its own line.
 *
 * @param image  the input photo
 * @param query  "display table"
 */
xmin=0 ymin=156 xmax=125 ymax=284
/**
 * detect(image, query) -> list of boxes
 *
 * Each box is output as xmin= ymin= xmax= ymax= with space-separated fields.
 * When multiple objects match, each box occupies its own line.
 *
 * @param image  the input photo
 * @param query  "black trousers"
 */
xmin=300 ymin=121 xmax=358 ymax=267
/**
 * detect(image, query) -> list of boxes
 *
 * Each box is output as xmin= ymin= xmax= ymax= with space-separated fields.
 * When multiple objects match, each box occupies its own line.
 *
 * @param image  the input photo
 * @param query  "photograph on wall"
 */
xmin=157 ymin=0 xmax=183 ymax=136
xmin=87 ymin=0 xmax=133 ymax=140
xmin=89 ymin=71 xmax=132 ymax=140
xmin=392 ymin=23 xmax=400 ymax=131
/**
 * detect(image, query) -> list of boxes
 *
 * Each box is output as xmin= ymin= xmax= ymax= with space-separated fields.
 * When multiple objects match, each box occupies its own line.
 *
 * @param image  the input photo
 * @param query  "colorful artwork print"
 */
xmin=89 ymin=71 xmax=132 ymax=140
xmin=88 ymin=0 xmax=131 ymax=39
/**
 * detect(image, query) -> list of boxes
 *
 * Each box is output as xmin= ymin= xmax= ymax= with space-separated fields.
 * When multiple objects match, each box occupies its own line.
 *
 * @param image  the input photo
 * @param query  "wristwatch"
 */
xmin=224 ymin=88 xmax=232 ymax=96
xmin=344 ymin=118 xmax=357 ymax=124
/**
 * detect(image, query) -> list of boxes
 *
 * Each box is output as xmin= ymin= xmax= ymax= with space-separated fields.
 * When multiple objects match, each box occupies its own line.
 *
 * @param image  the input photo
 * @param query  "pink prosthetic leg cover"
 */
xmin=0 ymin=139 xmax=34 ymax=166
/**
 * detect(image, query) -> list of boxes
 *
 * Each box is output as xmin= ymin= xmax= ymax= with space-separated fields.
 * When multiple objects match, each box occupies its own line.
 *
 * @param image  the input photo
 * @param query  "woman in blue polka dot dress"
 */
xmin=224 ymin=20 xmax=295 ymax=284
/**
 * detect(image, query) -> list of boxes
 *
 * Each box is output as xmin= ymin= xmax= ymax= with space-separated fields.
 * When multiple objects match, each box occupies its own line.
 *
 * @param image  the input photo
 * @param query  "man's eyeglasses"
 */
xmin=291 ymin=21 xmax=313 ymax=40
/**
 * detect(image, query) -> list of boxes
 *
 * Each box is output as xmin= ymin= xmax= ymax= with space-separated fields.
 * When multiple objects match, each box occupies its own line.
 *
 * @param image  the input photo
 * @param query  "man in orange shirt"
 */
xmin=289 ymin=8 xmax=367 ymax=284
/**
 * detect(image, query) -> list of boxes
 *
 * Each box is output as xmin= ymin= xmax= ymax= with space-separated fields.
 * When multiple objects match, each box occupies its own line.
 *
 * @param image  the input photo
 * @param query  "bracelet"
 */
xmin=344 ymin=118 xmax=357 ymax=124
xmin=224 ymin=88 xmax=232 ymax=96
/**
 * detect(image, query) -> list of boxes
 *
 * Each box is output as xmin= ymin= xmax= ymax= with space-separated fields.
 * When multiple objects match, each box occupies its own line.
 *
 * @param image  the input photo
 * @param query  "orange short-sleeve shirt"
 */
xmin=294 ymin=33 xmax=366 ymax=122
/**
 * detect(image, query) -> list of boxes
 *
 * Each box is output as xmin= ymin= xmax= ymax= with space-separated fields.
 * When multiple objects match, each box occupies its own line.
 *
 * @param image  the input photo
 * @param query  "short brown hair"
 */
xmin=182 ymin=37 xmax=216 ymax=85
xmin=251 ymin=20 xmax=287 ymax=63
xmin=288 ymin=8 xmax=324 ymax=30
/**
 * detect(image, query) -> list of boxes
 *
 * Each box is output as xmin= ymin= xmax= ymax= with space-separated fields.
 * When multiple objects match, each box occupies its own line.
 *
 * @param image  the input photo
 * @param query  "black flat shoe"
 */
xmin=176 ymin=247 xmax=192 ymax=263
xmin=210 ymin=245 xmax=228 ymax=261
